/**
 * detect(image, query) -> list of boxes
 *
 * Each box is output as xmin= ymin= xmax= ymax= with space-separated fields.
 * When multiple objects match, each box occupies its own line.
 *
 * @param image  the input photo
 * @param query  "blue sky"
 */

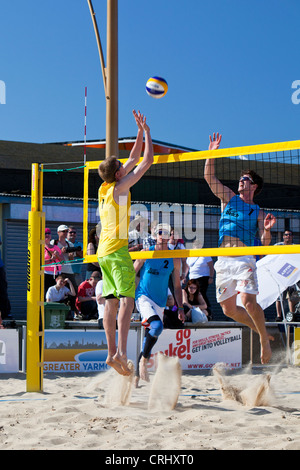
xmin=0 ymin=0 xmax=299 ymax=150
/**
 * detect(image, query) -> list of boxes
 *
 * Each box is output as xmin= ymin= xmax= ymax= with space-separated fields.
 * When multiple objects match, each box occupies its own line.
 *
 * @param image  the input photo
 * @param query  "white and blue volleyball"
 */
xmin=145 ymin=76 xmax=168 ymax=99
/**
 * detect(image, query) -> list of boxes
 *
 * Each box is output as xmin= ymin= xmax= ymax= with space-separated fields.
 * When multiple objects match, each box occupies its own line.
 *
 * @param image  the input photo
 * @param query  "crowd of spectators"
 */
xmin=40 ymin=223 xmax=300 ymax=328
xmin=42 ymin=222 xmax=218 ymax=328
xmin=0 ymin=220 xmax=298 ymax=329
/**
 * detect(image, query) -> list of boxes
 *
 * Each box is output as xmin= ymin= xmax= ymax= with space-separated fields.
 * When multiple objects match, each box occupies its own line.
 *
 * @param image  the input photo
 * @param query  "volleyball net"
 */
xmin=83 ymin=139 xmax=300 ymax=263
xmin=26 ymin=138 xmax=300 ymax=392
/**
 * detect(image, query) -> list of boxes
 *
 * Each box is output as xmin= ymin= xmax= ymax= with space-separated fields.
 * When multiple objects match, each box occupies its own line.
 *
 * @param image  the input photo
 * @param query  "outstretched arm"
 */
xmin=123 ymin=110 xmax=144 ymax=175
xmin=204 ymin=132 xmax=234 ymax=205
xmin=116 ymin=113 xmax=153 ymax=194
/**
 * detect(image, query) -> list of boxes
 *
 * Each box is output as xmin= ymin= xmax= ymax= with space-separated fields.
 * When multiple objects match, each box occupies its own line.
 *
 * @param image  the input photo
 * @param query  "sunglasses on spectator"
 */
xmin=284 ymin=233 xmax=292 ymax=236
xmin=68 ymin=231 xmax=76 ymax=234
xmin=158 ymin=230 xmax=169 ymax=235
xmin=239 ymin=176 xmax=255 ymax=184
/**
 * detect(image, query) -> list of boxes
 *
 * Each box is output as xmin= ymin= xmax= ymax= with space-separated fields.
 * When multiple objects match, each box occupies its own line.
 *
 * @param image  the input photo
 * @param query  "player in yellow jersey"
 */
xmin=97 ymin=110 xmax=153 ymax=376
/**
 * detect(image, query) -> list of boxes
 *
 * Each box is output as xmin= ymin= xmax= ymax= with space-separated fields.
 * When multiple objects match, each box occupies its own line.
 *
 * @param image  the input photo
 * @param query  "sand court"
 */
xmin=0 ymin=360 xmax=300 ymax=450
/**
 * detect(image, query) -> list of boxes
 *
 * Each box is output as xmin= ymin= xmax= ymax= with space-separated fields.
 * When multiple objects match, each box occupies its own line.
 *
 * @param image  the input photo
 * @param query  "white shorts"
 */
xmin=215 ymin=256 xmax=259 ymax=303
xmin=135 ymin=295 xmax=164 ymax=327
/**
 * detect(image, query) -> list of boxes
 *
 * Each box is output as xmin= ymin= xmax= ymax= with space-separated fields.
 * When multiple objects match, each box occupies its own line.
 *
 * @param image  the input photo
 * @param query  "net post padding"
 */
xmin=27 ymin=163 xmax=45 ymax=392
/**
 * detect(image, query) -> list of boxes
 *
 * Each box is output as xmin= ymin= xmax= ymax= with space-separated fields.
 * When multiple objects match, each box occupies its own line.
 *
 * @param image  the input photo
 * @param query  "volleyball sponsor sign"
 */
xmin=43 ymin=328 xmax=241 ymax=373
xmin=43 ymin=329 xmax=138 ymax=373
xmin=147 ymin=328 xmax=242 ymax=371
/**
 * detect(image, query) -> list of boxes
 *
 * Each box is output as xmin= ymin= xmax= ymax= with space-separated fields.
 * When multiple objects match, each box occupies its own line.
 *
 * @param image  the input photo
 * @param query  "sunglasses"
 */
xmin=114 ymin=160 xmax=122 ymax=175
xmin=45 ymin=233 xmax=51 ymax=236
xmin=239 ymin=176 xmax=255 ymax=184
xmin=284 ymin=233 xmax=292 ymax=236
xmin=158 ymin=230 xmax=169 ymax=236
xmin=68 ymin=231 xmax=76 ymax=234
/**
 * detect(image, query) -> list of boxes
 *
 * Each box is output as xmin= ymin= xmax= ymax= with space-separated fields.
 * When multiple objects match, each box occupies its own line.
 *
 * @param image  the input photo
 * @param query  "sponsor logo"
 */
xmin=278 ymin=263 xmax=298 ymax=278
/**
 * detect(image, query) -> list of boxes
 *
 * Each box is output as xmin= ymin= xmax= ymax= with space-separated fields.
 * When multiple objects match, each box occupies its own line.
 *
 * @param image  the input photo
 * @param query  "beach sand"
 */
xmin=0 ymin=360 xmax=300 ymax=451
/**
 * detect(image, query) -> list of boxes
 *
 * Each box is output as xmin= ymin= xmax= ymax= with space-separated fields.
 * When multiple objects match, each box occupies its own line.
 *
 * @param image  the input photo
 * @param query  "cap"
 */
xmin=154 ymin=223 xmax=171 ymax=235
xmin=45 ymin=227 xmax=51 ymax=234
xmin=57 ymin=224 xmax=69 ymax=233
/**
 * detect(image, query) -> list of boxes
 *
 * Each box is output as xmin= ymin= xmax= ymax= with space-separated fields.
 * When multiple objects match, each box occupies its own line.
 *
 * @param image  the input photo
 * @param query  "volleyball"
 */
xmin=145 ymin=76 xmax=168 ymax=99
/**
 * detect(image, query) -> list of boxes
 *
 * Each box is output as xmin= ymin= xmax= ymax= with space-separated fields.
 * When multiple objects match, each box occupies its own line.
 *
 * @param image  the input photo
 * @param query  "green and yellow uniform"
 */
xmin=97 ymin=181 xmax=135 ymax=299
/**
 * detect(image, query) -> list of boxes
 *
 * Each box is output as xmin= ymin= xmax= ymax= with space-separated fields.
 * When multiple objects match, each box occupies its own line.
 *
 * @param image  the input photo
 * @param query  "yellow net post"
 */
xmin=26 ymin=163 xmax=45 ymax=392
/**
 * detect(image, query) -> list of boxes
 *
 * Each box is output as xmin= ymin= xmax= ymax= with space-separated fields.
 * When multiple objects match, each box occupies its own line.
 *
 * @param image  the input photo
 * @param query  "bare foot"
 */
xmin=113 ymin=352 xmax=132 ymax=376
xmin=139 ymin=356 xmax=150 ymax=382
xmin=261 ymin=340 xmax=272 ymax=364
xmin=106 ymin=356 xmax=129 ymax=376
xmin=134 ymin=376 xmax=140 ymax=388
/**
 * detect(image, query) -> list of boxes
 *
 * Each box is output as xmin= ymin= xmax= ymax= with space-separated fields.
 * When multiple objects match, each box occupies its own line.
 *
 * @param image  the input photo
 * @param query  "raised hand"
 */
xmin=132 ymin=109 xmax=144 ymax=130
xmin=141 ymin=115 xmax=150 ymax=133
xmin=209 ymin=132 xmax=222 ymax=150
xmin=264 ymin=213 xmax=276 ymax=231
xmin=133 ymin=110 xmax=150 ymax=132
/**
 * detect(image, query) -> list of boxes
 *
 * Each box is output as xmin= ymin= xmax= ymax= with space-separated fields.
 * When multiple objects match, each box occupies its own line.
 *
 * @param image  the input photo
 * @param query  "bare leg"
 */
xmin=288 ymin=298 xmax=296 ymax=314
xmin=221 ymin=294 xmax=272 ymax=364
xmin=221 ymin=294 xmax=258 ymax=330
xmin=139 ymin=356 xmax=150 ymax=382
xmin=240 ymin=293 xmax=272 ymax=364
xmin=103 ymin=298 xmax=128 ymax=376
xmin=113 ymin=296 xmax=134 ymax=376
xmin=276 ymin=300 xmax=282 ymax=318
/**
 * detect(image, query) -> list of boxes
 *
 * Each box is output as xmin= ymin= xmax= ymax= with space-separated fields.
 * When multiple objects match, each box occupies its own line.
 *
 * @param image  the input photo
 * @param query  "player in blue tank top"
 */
xmin=135 ymin=247 xmax=174 ymax=307
xmin=218 ymin=194 xmax=261 ymax=247
xmin=204 ymin=133 xmax=276 ymax=365
xmin=134 ymin=223 xmax=184 ymax=385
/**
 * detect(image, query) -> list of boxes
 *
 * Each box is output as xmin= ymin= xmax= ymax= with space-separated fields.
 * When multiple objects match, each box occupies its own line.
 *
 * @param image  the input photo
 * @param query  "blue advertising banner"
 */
xmin=44 ymin=329 xmax=139 ymax=373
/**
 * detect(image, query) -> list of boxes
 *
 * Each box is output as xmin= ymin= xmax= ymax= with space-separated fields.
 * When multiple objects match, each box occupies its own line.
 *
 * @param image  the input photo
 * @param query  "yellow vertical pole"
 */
xmin=26 ymin=163 xmax=45 ymax=392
